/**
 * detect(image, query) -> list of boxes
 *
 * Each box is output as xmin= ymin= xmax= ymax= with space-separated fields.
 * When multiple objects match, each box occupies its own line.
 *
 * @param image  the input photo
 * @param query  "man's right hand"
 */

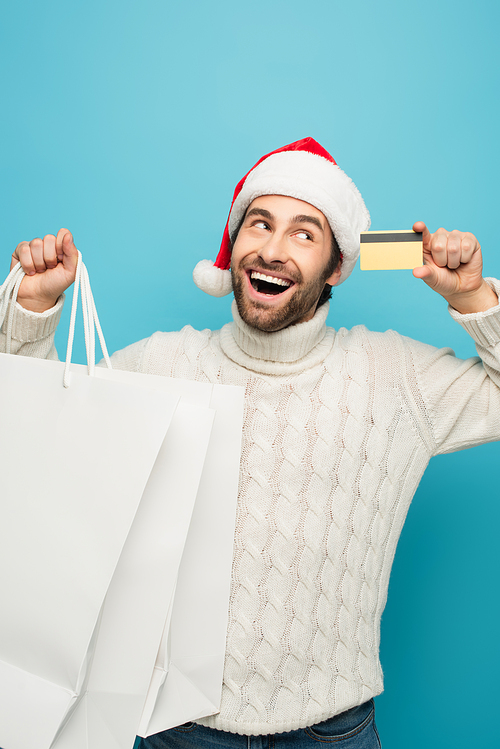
xmin=11 ymin=228 xmax=79 ymax=313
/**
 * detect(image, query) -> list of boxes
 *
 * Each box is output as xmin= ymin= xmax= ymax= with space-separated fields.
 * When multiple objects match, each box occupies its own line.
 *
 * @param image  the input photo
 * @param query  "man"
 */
xmin=3 ymin=138 xmax=500 ymax=748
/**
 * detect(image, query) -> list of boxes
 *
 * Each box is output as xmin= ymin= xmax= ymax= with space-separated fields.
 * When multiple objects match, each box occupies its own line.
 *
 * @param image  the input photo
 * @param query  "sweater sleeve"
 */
xmin=104 ymin=336 xmax=151 ymax=373
xmin=0 ymin=294 xmax=153 ymax=374
xmin=402 ymin=278 xmax=500 ymax=456
xmin=0 ymin=297 xmax=64 ymax=360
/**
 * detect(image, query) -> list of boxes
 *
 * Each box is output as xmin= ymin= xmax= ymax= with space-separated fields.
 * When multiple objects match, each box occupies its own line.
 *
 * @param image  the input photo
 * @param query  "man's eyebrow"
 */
xmin=245 ymin=208 xmax=274 ymax=220
xmin=290 ymin=214 xmax=324 ymax=232
xmin=245 ymin=208 xmax=324 ymax=232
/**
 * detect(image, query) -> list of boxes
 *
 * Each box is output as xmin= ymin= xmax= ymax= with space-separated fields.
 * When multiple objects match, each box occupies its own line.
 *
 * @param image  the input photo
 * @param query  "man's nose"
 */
xmin=258 ymin=233 xmax=288 ymax=265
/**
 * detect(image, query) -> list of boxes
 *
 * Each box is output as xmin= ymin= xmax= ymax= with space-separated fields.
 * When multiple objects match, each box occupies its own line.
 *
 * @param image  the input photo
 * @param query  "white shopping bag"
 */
xmin=0 ymin=258 xmax=245 ymax=749
xmin=50 ymin=373 xmax=244 ymax=748
xmin=0 ymin=318 xmax=180 ymax=747
xmin=138 ymin=382 xmax=244 ymax=737
xmin=49 ymin=397 xmax=217 ymax=749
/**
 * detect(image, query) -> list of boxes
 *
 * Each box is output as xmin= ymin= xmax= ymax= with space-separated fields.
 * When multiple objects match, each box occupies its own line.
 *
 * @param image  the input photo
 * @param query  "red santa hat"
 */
xmin=193 ymin=137 xmax=370 ymax=296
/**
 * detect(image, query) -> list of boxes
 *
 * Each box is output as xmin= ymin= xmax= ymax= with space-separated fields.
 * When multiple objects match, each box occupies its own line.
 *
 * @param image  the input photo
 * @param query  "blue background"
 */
xmin=2 ymin=1 xmax=499 ymax=746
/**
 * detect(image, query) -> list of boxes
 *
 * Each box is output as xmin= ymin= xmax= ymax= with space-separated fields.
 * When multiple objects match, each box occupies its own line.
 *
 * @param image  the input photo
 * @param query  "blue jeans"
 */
xmin=135 ymin=699 xmax=381 ymax=748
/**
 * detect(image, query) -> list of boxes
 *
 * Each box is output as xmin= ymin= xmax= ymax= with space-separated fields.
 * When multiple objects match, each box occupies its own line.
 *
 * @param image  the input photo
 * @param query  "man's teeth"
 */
xmin=250 ymin=271 xmax=292 ymax=288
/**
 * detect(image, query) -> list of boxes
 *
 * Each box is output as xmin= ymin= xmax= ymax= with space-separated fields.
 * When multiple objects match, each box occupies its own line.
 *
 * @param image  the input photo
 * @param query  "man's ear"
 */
xmin=325 ymin=262 xmax=342 ymax=287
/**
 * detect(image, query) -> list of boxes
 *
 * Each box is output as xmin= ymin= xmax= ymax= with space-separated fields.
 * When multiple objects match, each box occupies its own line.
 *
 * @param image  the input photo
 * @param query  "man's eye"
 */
xmin=295 ymin=231 xmax=312 ymax=240
xmin=254 ymin=221 xmax=269 ymax=230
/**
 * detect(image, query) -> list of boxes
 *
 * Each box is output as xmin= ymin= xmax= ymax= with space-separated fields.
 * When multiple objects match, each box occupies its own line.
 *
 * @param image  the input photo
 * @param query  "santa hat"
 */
xmin=193 ymin=137 xmax=370 ymax=296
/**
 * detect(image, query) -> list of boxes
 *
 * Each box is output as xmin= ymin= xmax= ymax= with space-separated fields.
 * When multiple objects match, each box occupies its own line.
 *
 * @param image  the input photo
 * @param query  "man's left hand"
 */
xmin=412 ymin=221 xmax=498 ymax=314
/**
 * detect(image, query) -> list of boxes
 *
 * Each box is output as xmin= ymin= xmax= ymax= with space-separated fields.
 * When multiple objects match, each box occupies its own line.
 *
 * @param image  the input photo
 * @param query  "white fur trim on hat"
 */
xmin=228 ymin=150 xmax=370 ymax=284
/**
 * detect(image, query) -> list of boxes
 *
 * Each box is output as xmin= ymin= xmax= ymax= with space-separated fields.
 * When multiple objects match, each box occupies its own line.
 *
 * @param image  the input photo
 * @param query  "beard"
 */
xmin=231 ymin=260 xmax=329 ymax=332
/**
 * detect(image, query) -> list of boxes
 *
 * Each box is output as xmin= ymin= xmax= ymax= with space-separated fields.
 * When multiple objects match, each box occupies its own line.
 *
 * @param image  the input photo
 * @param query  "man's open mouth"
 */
xmin=249 ymin=271 xmax=293 ymax=296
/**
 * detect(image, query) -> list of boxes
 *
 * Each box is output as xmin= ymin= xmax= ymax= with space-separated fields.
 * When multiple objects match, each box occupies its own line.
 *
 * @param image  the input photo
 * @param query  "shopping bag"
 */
xmin=49 ymin=396 xmax=217 ymax=749
xmin=138 ymin=382 xmax=244 ymax=737
xmin=0 ymin=258 xmax=180 ymax=749
xmin=88 ymin=372 xmax=244 ymax=738
xmin=0 ymin=258 xmax=245 ymax=748
xmin=50 ymin=374 xmax=244 ymax=748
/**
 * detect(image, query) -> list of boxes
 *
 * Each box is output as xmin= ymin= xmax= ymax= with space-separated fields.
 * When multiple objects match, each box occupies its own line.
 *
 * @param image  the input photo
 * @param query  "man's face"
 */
xmin=231 ymin=195 xmax=341 ymax=332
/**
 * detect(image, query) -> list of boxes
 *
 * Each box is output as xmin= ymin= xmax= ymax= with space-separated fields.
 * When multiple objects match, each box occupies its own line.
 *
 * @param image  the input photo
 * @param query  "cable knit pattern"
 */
xmin=0 ymin=297 xmax=64 ymax=359
xmin=2 ymin=283 xmax=500 ymax=735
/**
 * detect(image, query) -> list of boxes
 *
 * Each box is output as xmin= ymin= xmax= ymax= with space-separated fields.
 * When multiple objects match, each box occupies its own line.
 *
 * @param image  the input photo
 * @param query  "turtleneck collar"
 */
xmin=219 ymin=301 xmax=336 ymax=375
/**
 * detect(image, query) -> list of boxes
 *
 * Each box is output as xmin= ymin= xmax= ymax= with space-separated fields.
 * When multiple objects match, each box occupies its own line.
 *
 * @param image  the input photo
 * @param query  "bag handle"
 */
xmin=0 ymin=252 xmax=112 ymax=387
xmin=0 ymin=263 xmax=25 ymax=347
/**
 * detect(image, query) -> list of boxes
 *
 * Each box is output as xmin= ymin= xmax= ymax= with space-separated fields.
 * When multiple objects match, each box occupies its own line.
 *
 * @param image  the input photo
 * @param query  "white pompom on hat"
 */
xmin=193 ymin=137 xmax=370 ymax=296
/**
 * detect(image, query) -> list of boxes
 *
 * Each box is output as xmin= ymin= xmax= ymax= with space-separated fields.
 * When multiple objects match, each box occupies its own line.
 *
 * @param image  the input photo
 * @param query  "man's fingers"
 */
xmin=424 ymin=229 xmax=448 ymax=268
xmin=42 ymin=234 xmax=57 ymax=270
xmin=413 ymin=264 xmax=434 ymax=283
xmin=30 ymin=237 xmax=47 ymax=273
xmin=12 ymin=236 xmax=57 ymax=275
xmin=412 ymin=223 xmax=484 ymax=300
xmin=412 ymin=222 xmax=476 ymax=269
xmin=43 ymin=234 xmax=58 ymax=269
xmin=412 ymin=221 xmax=431 ymax=248
xmin=56 ymin=227 xmax=71 ymax=260
xmin=426 ymin=228 xmax=480 ymax=270
xmin=14 ymin=241 xmax=36 ymax=275
xmin=445 ymin=231 xmax=462 ymax=270
xmin=12 ymin=229 xmax=77 ymax=278
xmin=460 ymin=233 xmax=478 ymax=265
xmin=413 ymin=263 xmax=446 ymax=292
xmin=62 ymin=230 xmax=74 ymax=251
xmin=61 ymin=230 xmax=79 ymax=271
xmin=10 ymin=228 xmax=78 ymax=309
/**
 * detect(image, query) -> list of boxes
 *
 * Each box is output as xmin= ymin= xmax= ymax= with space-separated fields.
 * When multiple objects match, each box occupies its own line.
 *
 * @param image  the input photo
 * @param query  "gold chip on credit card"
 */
xmin=360 ymin=230 xmax=423 ymax=270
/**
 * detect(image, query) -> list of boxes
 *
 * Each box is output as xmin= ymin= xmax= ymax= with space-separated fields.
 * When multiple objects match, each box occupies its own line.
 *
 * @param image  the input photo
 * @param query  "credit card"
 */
xmin=360 ymin=230 xmax=423 ymax=270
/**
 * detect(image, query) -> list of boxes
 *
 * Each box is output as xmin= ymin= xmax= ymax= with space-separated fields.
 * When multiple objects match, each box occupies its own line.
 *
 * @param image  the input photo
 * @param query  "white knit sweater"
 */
xmin=3 ymin=283 xmax=500 ymax=736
